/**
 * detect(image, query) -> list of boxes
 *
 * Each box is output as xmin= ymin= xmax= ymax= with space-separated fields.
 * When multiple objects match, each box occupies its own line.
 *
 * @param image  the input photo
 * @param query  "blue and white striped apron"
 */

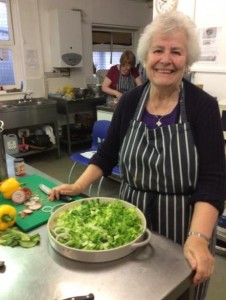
xmin=117 ymin=71 xmax=136 ymax=94
xmin=119 ymin=84 xmax=211 ymax=299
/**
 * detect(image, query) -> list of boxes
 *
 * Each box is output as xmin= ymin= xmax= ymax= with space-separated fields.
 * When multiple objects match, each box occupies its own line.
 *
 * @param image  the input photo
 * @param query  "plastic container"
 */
xmin=14 ymin=158 xmax=25 ymax=176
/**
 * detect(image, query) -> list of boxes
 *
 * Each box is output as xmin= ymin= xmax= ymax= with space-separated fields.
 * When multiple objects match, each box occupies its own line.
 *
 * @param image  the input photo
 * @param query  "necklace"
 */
xmin=155 ymin=116 xmax=164 ymax=127
xmin=151 ymin=103 xmax=168 ymax=127
xmin=149 ymin=90 xmax=180 ymax=127
xmin=152 ymin=105 xmax=176 ymax=127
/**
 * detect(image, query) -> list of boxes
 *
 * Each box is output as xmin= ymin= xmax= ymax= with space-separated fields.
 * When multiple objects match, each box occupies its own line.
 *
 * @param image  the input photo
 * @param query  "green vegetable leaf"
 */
xmin=51 ymin=199 xmax=143 ymax=250
xmin=0 ymin=227 xmax=40 ymax=248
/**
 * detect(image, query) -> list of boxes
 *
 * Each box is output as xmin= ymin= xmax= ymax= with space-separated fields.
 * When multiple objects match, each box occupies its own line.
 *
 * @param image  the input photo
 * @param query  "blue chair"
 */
xmin=96 ymin=164 xmax=121 ymax=196
xmin=68 ymin=120 xmax=120 ymax=196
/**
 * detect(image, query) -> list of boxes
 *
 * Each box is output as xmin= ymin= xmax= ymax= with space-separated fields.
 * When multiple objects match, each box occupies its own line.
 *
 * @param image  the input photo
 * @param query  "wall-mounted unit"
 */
xmin=49 ymin=9 xmax=83 ymax=68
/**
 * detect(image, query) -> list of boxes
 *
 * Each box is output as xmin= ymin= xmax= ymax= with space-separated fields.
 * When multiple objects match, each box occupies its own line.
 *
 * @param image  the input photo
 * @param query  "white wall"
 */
xmin=3 ymin=0 xmax=152 ymax=99
xmin=154 ymin=0 xmax=226 ymax=101
xmin=192 ymin=0 xmax=226 ymax=101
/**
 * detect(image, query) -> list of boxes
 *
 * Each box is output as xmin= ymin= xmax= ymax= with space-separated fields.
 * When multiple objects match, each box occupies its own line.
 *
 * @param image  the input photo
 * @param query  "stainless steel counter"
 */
xmin=48 ymin=95 xmax=106 ymax=154
xmin=0 ymin=157 xmax=193 ymax=300
xmin=0 ymin=98 xmax=61 ymax=158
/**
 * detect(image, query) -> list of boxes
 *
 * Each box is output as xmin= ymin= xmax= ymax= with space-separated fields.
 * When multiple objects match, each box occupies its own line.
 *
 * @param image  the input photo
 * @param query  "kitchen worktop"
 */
xmin=0 ymin=156 xmax=193 ymax=300
xmin=96 ymin=105 xmax=115 ymax=112
xmin=96 ymin=105 xmax=115 ymax=121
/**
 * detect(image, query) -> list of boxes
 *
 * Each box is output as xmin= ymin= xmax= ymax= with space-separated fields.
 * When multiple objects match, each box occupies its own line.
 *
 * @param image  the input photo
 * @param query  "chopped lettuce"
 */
xmin=51 ymin=199 xmax=143 ymax=250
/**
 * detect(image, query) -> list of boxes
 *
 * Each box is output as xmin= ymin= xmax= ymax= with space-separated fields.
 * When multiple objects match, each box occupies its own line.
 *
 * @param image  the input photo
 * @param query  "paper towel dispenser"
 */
xmin=49 ymin=9 xmax=83 ymax=68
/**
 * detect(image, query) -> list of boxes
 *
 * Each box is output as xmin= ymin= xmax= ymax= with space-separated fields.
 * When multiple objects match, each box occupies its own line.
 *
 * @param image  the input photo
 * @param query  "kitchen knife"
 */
xmin=39 ymin=184 xmax=73 ymax=202
xmin=61 ymin=294 xmax=94 ymax=300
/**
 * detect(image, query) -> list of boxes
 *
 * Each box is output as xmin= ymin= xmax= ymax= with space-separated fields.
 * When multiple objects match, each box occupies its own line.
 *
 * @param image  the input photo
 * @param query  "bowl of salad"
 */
xmin=47 ymin=197 xmax=151 ymax=262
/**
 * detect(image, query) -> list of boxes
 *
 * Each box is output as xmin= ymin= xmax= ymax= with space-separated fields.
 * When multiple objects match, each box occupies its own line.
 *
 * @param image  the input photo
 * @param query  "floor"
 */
xmin=26 ymin=148 xmax=226 ymax=300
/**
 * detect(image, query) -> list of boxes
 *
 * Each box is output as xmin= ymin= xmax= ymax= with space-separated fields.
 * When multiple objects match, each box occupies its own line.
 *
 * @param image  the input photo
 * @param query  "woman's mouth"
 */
xmin=155 ymin=69 xmax=174 ymax=74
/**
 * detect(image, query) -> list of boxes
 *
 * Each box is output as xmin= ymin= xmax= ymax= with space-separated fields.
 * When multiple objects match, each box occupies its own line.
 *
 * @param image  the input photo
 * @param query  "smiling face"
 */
xmin=145 ymin=30 xmax=188 ymax=91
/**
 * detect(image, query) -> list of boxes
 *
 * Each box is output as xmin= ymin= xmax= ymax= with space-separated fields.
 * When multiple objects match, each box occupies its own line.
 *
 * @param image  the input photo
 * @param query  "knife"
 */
xmin=39 ymin=184 xmax=73 ymax=202
xmin=61 ymin=293 xmax=94 ymax=300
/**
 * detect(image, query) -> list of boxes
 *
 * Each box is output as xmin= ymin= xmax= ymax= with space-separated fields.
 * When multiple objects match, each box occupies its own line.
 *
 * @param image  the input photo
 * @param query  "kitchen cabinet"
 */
xmin=48 ymin=95 xmax=106 ymax=154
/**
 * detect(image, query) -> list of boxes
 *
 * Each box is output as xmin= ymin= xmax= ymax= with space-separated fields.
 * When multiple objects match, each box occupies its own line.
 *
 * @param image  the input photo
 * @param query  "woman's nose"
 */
xmin=160 ymin=52 xmax=171 ymax=63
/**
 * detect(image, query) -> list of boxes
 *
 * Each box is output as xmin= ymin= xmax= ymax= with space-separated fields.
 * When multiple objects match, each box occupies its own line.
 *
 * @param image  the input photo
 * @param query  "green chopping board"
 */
xmin=0 ymin=174 xmax=83 ymax=232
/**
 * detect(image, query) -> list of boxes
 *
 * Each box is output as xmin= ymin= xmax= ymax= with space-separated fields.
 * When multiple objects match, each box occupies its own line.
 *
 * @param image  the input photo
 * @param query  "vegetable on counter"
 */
xmin=0 ymin=227 xmax=40 ymax=248
xmin=51 ymin=199 xmax=143 ymax=250
xmin=11 ymin=189 xmax=26 ymax=204
xmin=0 ymin=177 xmax=21 ymax=200
xmin=0 ymin=204 xmax=17 ymax=230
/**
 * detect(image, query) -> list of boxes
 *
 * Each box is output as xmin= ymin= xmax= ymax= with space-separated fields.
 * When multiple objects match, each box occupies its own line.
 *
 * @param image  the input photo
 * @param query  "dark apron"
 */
xmin=118 ymin=83 xmax=213 ymax=299
xmin=117 ymin=70 xmax=136 ymax=94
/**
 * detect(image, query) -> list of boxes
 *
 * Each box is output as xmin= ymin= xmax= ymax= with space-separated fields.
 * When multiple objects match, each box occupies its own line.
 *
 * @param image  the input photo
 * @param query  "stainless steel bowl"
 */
xmin=47 ymin=197 xmax=151 ymax=262
xmin=87 ymin=84 xmax=102 ymax=98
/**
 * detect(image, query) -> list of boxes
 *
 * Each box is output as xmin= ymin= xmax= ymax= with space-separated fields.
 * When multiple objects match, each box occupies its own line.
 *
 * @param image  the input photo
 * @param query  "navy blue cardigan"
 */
xmin=90 ymin=79 xmax=226 ymax=213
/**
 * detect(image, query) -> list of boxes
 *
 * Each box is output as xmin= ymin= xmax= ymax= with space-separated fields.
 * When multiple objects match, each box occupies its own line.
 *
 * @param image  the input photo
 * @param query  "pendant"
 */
xmin=156 ymin=119 xmax=162 ymax=127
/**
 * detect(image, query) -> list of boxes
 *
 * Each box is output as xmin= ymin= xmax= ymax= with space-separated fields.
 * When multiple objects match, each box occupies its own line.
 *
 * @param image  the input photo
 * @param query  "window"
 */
xmin=92 ymin=27 xmax=136 ymax=72
xmin=0 ymin=0 xmax=15 ymax=86
xmin=93 ymin=51 xmax=123 ymax=71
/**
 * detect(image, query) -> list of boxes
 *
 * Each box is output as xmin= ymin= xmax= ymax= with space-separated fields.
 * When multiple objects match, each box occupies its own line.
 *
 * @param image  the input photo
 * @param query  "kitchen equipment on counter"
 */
xmin=60 ymin=294 xmax=94 ymax=300
xmin=39 ymin=183 xmax=72 ymax=202
xmin=74 ymin=88 xmax=89 ymax=99
xmin=47 ymin=197 xmax=152 ymax=263
xmin=87 ymin=84 xmax=102 ymax=98
xmin=3 ymin=134 xmax=19 ymax=154
xmin=0 ymin=174 xmax=81 ymax=232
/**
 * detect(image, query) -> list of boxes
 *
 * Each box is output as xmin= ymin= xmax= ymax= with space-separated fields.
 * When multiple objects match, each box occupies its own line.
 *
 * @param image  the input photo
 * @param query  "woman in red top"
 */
xmin=102 ymin=50 xmax=142 ymax=100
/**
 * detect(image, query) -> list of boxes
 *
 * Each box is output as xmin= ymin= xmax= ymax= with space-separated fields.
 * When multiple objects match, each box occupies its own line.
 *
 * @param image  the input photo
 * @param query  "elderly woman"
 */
xmin=102 ymin=50 xmax=142 ymax=100
xmin=50 ymin=11 xmax=225 ymax=299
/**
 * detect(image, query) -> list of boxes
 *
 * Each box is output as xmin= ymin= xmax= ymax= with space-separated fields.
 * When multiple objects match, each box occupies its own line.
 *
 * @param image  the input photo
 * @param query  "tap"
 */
xmin=22 ymin=92 xmax=32 ymax=102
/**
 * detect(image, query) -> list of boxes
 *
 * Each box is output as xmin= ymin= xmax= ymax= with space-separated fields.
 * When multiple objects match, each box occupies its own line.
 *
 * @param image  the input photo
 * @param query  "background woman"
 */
xmin=102 ymin=50 xmax=142 ymax=101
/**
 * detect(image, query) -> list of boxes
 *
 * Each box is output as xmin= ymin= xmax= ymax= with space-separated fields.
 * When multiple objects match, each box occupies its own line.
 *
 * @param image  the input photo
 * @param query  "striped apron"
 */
xmin=119 ymin=84 xmax=210 ymax=300
xmin=117 ymin=71 xmax=136 ymax=94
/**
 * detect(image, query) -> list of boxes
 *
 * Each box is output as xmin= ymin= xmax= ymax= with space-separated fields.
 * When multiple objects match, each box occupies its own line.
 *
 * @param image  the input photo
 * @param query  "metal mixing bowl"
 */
xmin=47 ymin=197 xmax=152 ymax=263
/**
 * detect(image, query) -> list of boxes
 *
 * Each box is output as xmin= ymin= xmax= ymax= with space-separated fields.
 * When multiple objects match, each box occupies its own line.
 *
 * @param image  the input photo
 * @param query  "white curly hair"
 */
xmin=137 ymin=11 xmax=200 ymax=67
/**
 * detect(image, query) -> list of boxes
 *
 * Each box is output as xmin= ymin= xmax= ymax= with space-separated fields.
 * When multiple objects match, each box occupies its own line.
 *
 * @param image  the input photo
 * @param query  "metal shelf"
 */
xmin=11 ymin=145 xmax=58 ymax=158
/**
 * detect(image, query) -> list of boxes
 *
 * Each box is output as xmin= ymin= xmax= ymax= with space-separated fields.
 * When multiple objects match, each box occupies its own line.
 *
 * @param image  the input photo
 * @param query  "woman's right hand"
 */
xmin=49 ymin=182 xmax=82 ymax=201
xmin=115 ymin=91 xmax=122 ymax=98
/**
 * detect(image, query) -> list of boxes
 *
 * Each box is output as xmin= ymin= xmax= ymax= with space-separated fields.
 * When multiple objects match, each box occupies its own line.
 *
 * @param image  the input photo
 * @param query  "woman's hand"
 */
xmin=49 ymin=182 xmax=82 ymax=201
xmin=184 ymin=236 xmax=215 ymax=285
xmin=115 ymin=91 xmax=122 ymax=98
xmin=49 ymin=164 xmax=104 ymax=201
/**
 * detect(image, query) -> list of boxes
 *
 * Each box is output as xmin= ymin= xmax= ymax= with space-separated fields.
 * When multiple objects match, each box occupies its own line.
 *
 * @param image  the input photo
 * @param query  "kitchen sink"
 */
xmin=0 ymin=98 xmax=57 ymax=129
xmin=0 ymin=98 xmax=55 ymax=111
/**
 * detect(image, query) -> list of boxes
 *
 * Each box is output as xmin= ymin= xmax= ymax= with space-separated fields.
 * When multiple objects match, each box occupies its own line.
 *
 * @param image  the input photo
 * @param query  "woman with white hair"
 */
xmin=50 ymin=11 xmax=225 ymax=300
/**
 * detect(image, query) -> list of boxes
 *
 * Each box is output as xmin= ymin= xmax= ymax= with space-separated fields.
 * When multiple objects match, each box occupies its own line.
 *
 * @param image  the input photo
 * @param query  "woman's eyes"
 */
xmin=153 ymin=49 xmax=182 ymax=55
xmin=172 ymin=50 xmax=182 ymax=55
xmin=153 ymin=49 xmax=162 ymax=54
